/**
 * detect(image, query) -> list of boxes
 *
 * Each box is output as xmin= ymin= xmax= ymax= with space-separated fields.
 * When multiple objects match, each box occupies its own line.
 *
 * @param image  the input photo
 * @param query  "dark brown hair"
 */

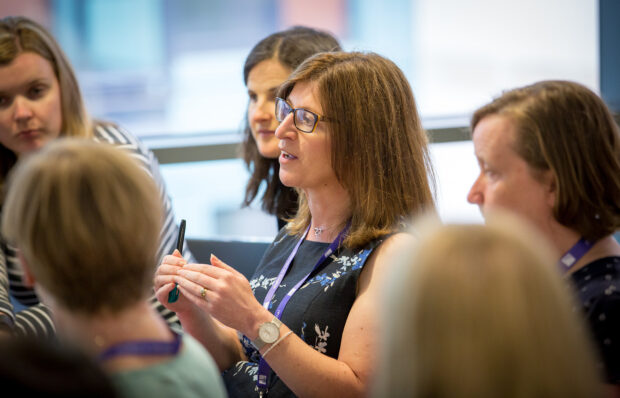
xmin=278 ymin=52 xmax=436 ymax=248
xmin=241 ymin=26 xmax=341 ymax=220
xmin=472 ymin=80 xmax=620 ymax=241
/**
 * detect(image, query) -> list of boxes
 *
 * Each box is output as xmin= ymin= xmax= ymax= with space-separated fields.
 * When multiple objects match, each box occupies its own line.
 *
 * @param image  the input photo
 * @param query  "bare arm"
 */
xmin=175 ymin=233 xmax=413 ymax=398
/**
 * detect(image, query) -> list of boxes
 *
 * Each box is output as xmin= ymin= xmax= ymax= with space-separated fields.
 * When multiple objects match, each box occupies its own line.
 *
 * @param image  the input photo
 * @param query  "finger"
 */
xmin=156 ymin=282 xmax=176 ymax=295
xmin=156 ymin=263 xmax=186 ymax=278
xmin=154 ymin=273 xmax=177 ymax=289
xmin=163 ymin=254 xmax=186 ymax=266
xmin=176 ymin=269 xmax=215 ymax=291
xmin=174 ymin=273 xmax=209 ymax=296
xmin=182 ymin=263 xmax=229 ymax=279
xmin=177 ymin=285 xmax=209 ymax=308
xmin=210 ymin=254 xmax=237 ymax=273
xmin=173 ymin=249 xmax=184 ymax=258
xmin=154 ymin=283 xmax=176 ymax=301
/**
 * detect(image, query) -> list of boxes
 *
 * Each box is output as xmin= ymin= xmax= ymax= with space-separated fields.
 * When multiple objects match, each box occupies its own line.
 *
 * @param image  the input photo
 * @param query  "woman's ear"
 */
xmin=17 ymin=251 xmax=36 ymax=287
xmin=542 ymin=169 xmax=557 ymax=208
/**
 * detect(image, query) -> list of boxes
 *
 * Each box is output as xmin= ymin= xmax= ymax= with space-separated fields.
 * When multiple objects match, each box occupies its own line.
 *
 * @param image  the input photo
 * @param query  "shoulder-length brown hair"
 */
xmin=0 ymin=16 xmax=91 ymax=193
xmin=472 ymin=80 xmax=620 ymax=241
xmin=241 ymin=26 xmax=341 ymax=219
xmin=278 ymin=52 xmax=436 ymax=248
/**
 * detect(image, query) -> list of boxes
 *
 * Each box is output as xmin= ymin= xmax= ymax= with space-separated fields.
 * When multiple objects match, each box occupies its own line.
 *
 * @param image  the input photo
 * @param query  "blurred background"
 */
xmin=1 ymin=0 xmax=614 ymax=241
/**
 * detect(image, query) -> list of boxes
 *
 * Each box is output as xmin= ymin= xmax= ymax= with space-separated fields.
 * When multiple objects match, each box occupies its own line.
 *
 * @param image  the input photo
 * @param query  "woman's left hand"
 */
xmin=174 ymin=254 xmax=267 ymax=335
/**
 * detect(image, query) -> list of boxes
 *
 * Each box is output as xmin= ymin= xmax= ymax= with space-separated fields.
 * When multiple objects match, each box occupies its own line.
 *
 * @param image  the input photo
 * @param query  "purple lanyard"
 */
xmin=558 ymin=237 xmax=596 ymax=273
xmin=97 ymin=332 xmax=182 ymax=362
xmin=256 ymin=222 xmax=350 ymax=395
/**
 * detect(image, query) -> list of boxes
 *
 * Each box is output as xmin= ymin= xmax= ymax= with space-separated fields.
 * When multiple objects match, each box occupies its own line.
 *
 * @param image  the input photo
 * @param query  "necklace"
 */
xmin=313 ymin=226 xmax=324 ymax=237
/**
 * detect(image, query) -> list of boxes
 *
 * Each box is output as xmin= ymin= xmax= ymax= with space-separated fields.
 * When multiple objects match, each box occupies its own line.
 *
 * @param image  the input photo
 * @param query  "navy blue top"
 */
xmin=222 ymin=228 xmax=384 ymax=397
xmin=570 ymin=256 xmax=620 ymax=384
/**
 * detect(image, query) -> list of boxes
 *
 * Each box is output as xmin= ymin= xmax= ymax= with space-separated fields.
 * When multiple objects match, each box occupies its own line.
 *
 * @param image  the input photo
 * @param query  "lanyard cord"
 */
xmin=255 ymin=221 xmax=351 ymax=395
xmin=98 ymin=332 xmax=182 ymax=362
xmin=558 ymin=237 xmax=597 ymax=273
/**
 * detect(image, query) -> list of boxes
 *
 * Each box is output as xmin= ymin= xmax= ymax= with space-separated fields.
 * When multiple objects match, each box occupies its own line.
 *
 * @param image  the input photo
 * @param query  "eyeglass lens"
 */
xmin=275 ymin=98 xmax=318 ymax=133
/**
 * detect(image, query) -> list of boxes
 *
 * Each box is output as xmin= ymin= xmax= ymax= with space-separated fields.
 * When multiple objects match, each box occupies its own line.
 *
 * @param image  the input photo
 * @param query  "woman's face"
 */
xmin=467 ymin=114 xmax=556 ymax=229
xmin=275 ymin=81 xmax=339 ymax=191
xmin=247 ymin=58 xmax=291 ymax=159
xmin=0 ymin=52 xmax=62 ymax=156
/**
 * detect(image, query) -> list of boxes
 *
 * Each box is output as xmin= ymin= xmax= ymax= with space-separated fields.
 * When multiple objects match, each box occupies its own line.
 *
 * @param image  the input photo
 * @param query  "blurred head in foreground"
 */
xmin=1 ymin=138 xmax=162 ymax=317
xmin=372 ymin=212 xmax=603 ymax=398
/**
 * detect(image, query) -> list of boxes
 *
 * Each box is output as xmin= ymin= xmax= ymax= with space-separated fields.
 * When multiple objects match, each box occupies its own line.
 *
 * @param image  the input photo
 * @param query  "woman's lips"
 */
xmin=18 ymin=129 xmax=41 ymax=139
xmin=257 ymin=129 xmax=275 ymax=136
xmin=280 ymin=150 xmax=297 ymax=162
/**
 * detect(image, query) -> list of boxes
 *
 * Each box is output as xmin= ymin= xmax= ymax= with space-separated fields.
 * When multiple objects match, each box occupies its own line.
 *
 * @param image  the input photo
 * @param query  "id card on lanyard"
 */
xmin=255 ymin=221 xmax=350 ymax=397
xmin=558 ymin=237 xmax=596 ymax=274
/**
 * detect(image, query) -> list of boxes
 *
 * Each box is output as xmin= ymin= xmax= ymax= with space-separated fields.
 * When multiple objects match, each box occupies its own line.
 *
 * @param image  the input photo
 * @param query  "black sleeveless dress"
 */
xmin=222 ymin=228 xmax=385 ymax=397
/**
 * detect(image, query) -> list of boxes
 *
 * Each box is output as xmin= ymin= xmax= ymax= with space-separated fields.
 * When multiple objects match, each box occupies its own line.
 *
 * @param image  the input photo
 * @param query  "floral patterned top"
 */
xmin=222 ymin=228 xmax=384 ymax=397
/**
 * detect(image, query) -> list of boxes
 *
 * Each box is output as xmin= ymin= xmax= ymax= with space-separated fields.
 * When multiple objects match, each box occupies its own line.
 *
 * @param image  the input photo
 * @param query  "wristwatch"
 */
xmin=252 ymin=317 xmax=282 ymax=350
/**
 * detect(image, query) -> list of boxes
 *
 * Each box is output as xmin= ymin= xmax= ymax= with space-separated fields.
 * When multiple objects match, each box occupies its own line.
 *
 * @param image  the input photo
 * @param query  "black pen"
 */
xmin=167 ymin=219 xmax=186 ymax=303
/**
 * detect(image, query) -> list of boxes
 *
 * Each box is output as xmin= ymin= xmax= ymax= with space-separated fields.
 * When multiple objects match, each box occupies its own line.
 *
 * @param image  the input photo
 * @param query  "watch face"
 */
xmin=259 ymin=322 xmax=279 ymax=344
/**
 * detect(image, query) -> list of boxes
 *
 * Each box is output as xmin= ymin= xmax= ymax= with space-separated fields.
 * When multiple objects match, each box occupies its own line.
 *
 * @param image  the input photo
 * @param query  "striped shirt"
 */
xmin=0 ymin=122 xmax=195 ymax=337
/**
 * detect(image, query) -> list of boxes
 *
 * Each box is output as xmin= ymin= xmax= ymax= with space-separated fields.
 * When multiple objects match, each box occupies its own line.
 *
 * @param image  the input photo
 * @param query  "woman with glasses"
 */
xmin=241 ymin=26 xmax=341 ymax=230
xmin=154 ymin=51 xmax=435 ymax=397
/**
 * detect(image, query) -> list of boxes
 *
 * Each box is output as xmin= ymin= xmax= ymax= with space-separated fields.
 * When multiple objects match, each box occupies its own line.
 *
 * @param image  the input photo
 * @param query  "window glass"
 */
xmin=0 ymin=0 xmax=597 ymax=238
xmin=1 ymin=0 xmax=594 ymax=137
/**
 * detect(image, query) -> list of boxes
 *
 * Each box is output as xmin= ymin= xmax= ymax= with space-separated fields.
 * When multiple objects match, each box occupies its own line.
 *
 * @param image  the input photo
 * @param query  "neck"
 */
xmin=305 ymin=183 xmax=351 ymax=243
xmin=52 ymin=301 xmax=174 ymax=370
xmin=546 ymin=223 xmax=620 ymax=274
xmin=567 ymin=235 xmax=620 ymax=274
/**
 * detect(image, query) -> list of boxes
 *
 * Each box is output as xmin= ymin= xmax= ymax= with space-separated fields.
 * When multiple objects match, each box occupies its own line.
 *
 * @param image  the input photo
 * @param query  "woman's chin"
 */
xmin=257 ymin=147 xmax=280 ymax=159
xmin=278 ymin=174 xmax=298 ymax=188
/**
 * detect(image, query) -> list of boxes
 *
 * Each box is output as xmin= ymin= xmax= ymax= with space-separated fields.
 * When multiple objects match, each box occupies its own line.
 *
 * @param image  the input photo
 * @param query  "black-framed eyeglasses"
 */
xmin=275 ymin=97 xmax=330 ymax=134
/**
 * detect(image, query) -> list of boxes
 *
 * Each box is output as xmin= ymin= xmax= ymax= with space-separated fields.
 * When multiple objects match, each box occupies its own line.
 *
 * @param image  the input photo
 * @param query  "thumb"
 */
xmin=173 ymin=249 xmax=184 ymax=258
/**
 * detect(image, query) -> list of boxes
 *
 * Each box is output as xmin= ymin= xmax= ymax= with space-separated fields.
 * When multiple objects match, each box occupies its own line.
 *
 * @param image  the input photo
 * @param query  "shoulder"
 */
xmin=357 ymin=232 xmax=415 ymax=293
xmin=113 ymin=333 xmax=226 ymax=397
xmin=367 ymin=232 xmax=415 ymax=270
xmin=573 ymin=256 xmax=620 ymax=315
xmin=92 ymin=122 xmax=138 ymax=146
xmin=91 ymin=122 xmax=158 ymax=173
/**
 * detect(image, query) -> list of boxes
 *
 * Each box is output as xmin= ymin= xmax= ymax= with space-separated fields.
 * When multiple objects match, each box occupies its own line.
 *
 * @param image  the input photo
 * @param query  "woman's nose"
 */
xmin=467 ymin=176 xmax=483 ymax=205
xmin=13 ymin=97 xmax=34 ymax=121
xmin=275 ymin=111 xmax=296 ymax=139
xmin=250 ymin=100 xmax=273 ymax=123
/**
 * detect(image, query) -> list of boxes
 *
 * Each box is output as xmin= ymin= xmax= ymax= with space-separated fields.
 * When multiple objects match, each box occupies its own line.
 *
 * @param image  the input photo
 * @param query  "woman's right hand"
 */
xmin=153 ymin=250 xmax=198 ymax=317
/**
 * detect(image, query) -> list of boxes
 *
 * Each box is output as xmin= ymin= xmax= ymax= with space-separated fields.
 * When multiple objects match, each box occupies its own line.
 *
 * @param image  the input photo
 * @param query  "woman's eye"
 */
xmin=483 ymin=168 xmax=497 ymax=178
xmin=29 ymin=85 xmax=47 ymax=98
xmin=248 ymin=92 xmax=257 ymax=102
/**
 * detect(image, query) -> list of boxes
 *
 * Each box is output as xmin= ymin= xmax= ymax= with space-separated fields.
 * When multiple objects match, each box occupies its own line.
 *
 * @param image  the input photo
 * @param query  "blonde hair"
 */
xmin=472 ymin=80 xmax=620 ymax=241
xmin=278 ymin=52 xmax=436 ymax=248
xmin=1 ymin=139 xmax=162 ymax=315
xmin=0 ymin=16 xmax=92 ymax=194
xmin=373 ymin=213 xmax=603 ymax=398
